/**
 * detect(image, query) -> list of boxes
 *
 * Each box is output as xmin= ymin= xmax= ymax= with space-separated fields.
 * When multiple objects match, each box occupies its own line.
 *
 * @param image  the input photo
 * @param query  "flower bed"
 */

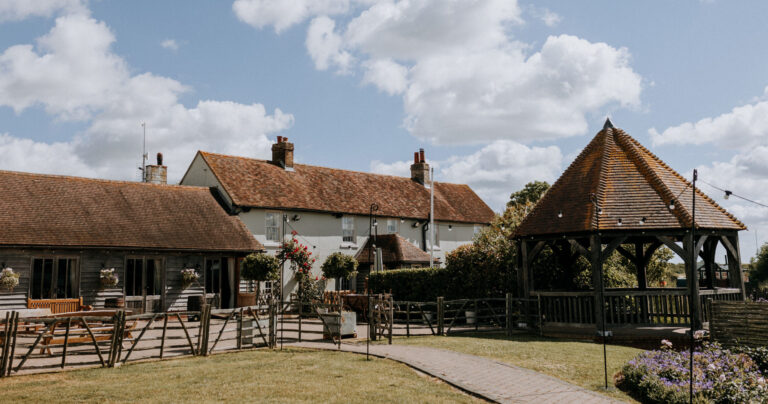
xmin=618 ymin=341 xmax=767 ymax=403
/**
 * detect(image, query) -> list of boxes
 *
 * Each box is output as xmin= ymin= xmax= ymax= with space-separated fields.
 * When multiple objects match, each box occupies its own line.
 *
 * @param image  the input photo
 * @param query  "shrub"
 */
xmin=321 ymin=252 xmax=358 ymax=280
xmin=618 ymin=341 xmax=767 ymax=403
xmin=241 ymin=253 xmax=280 ymax=283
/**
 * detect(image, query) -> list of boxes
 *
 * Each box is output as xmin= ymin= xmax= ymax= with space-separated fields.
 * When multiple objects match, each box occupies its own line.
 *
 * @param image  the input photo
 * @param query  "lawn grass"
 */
xmin=391 ymin=332 xmax=643 ymax=403
xmin=0 ymin=348 xmax=480 ymax=403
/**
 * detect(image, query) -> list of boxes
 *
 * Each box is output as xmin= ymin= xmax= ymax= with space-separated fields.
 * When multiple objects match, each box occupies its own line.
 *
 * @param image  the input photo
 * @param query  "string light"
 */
xmin=700 ymin=180 xmax=768 ymax=209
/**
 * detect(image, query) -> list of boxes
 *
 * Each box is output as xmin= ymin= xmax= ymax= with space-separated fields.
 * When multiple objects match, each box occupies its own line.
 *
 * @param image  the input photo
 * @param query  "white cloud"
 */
xmin=0 ymin=0 xmax=87 ymax=22
xmin=371 ymin=141 xmax=562 ymax=211
xmin=160 ymin=38 xmax=179 ymax=51
xmin=233 ymin=0 xmax=351 ymax=33
xmin=305 ymin=16 xmax=352 ymax=72
xmin=362 ymin=58 xmax=408 ymax=95
xmin=650 ymin=98 xmax=768 ymax=149
xmin=540 ymin=9 xmax=561 ymax=27
xmin=245 ymin=0 xmax=642 ymax=145
xmin=0 ymin=12 xmax=294 ymax=180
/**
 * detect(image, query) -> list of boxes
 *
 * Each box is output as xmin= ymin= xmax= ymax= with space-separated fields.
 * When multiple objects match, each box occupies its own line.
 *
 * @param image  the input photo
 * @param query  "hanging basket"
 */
xmin=0 ymin=267 xmax=19 ymax=291
xmin=181 ymin=268 xmax=200 ymax=289
xmin=100 ymin=268 xmax=119 ymax=288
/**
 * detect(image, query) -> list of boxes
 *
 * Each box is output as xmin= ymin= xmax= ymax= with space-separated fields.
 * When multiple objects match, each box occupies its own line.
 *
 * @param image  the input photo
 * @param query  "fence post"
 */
xmin=505 ymin=293 xmax=512 ymax=336
xmin=368 ymin=296 xmax=376 ymax=342
xmin=6 ymin=312 xmax=19 ymax=376
xmin=437 ymin=297 xmax=444 ymax=336
xmin=406 ymin=303 xmax=411 ymax=338
xmin=1 ymin=312 xmax=10 ymax=377
xmin=537 ymin=295 xmax=543 ymax=336
xmin=388 ymin=296 xmax=393 ymax=345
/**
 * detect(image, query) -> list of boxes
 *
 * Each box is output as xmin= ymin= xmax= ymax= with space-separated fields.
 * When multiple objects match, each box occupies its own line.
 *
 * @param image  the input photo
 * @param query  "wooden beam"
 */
xmin=527 ymin=240 xmax=546 ymax=265
xmin=657 ymin=236 xmax=686 ymax=262
xmin=601 ymin=235 xmax=628 ymax=260
xmin=720 ymin=235 xmax=739 ymax=260
xmin=635 ymin=242 xmax=647 ymax=290
xmin=568 ymin=239 xmax=589 ymax=257
xmin=642 ymin=241 xmax=663 ymax=263
xmin=615 ymin=245 xmax=637 ymax=264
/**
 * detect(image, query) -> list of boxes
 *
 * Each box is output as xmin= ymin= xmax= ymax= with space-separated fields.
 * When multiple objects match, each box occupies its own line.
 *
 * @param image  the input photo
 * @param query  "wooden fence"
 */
xmin=391 ymin=294 xmax=540 ymax=336
xmin=709 ymin=301 xmax=768 ymax=348
xmin=536 ymin=288 xmax=742 ymax=326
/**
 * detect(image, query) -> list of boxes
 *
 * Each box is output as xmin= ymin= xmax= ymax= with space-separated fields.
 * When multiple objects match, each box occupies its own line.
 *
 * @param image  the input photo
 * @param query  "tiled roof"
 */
xmin=515 ymin=126 xmax=746 ymax=237
xmin=197 ymin=151 xmax=495 ymax=224
xmin=0 ymin=170 xmax=263 ymax=252
xmin=355 ymin=234 xmax=434 ymax=265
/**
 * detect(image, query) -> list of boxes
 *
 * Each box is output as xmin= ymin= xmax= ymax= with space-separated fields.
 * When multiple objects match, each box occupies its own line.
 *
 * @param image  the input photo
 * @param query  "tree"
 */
xmin=573 ymin=246 xmax=676 ymax=289
xmin=321 ymin=252 xmax=358 ymax=290
xmin=507 ymin=181 xmax=550 ymax=208
xmin=749 ymin=242 xmax=768 ymax=292
xmin=241 ymin=253 xmax=280 ymax=303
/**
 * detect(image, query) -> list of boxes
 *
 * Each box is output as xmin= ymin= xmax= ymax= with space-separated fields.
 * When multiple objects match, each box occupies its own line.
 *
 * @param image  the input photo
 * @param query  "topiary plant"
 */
xmin=321 ymin=252 xmax=358 ymax=290
xmin=241 ymin=253 xmax=280 ymax=302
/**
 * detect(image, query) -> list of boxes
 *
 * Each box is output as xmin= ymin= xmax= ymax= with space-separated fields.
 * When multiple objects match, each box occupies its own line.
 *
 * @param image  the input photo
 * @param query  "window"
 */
xmin=342 ymin=216 xmax=355 ymax=243
xmin=265 ymin=212 xmax=281 ymax=242
xmin=387 ymin=219 xmax=398 ymax=234
xmin=31 ymin=258 xmax=78 ymax=299
xmin=125 ymin=258 xmax=163 ymax=297
xmin=205 ymin=258 xmax=221 ymax=294
xmin=474 ymin=224 xmax=482 ymax=236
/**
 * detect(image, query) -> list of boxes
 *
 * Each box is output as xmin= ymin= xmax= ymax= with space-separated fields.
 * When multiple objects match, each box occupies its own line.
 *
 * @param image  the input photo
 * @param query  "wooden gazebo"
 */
xmin=514 ymin=120 xmax=746 ymax=329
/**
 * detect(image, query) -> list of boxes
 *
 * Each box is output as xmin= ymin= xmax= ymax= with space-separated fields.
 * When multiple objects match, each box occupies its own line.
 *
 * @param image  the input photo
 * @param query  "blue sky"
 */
xmin=1 ymin=0 xmax=768 ymax=258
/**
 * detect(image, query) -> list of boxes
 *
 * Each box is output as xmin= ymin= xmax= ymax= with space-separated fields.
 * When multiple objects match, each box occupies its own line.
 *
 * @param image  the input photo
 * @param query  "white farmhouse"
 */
xmin=180 ymin=137 xmax=494 ymax=295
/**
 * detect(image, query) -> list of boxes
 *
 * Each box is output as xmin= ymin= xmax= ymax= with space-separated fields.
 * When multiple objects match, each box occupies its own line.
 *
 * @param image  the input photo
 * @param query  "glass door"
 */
xmin=125 ymin=257 xmax=165 ymax=313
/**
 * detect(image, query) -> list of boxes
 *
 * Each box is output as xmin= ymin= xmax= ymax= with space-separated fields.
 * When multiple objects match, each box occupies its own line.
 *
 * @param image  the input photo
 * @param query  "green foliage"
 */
xmin=240 ymin=253 xmax=280 ymax=282
xmin=574 ymin=246 xmax=676 ymax=289
xmin=296 ymin=275 xmax=325 ymax=303
xmin=368 ymin=267 xmax=451 ymax=302
xmin=507 ymin=180 xmax=550 ymax=208
xmin=321 ymin=252 xmax=359 ymax=280
xmin=748 ymin=242 xmax=768 ymax=293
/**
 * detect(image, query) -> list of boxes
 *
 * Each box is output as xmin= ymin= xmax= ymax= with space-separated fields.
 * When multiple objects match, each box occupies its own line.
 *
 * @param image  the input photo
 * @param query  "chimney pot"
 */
xmin=156 ymin=152 xmax=163 ymax=166
xmin=419 ymin=148 xmax=425 ymax=163
xmin=414 ymin=152 xmax=419 ymax=164
xmin=277 ymin=136 xmax=283 ymax=143
xmin=283 ymin=137 xmax=288 ymax=142
xmin=145 ymin=151 xmax=167 ymax=185
xmin=411 ymin=148 xmax=429 ymax=185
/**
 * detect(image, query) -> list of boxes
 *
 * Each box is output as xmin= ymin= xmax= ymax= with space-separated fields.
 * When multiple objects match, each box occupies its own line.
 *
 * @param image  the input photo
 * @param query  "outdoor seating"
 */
xmin=27 ymin=297 xmax=86 ymax=314
xmin=37 ymin=312 xmax=137 ymax=356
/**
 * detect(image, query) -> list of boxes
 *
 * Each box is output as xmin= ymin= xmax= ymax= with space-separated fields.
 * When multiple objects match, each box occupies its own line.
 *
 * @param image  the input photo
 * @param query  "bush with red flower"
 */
xmin=277 ymin=234 xmax=323 ymax=302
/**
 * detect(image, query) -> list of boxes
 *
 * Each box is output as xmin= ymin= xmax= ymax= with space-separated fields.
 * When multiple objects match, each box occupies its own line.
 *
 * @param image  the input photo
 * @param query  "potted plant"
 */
xmin=240 ymin=253 xmax=280 ymax=306
xmin=181 ymin=268 xmax=200 ymax=288
xmin=321 ymin=252 xmax=358 ymax=291
xmin=0 ymin=267 xmax=19 ymax=292
xmin=100 ymin=268 xmax=119 ymax=288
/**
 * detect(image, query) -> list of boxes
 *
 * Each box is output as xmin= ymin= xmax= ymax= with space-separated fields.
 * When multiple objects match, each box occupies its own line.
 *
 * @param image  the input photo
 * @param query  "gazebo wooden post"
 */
xmin=721 ymin=234 xmax=745 ymax=297
xmin=519 ymin=240 xmax=530 ymax=298
xmin=684 ymin=232 xmax=703 ymax=329
xmin=702 ymin=238 xmax=718 ymax=289
xmin=635 ymin=242 xmax=648 ymax=289
xmin=590 ymin=235 xmax=605 ymax=330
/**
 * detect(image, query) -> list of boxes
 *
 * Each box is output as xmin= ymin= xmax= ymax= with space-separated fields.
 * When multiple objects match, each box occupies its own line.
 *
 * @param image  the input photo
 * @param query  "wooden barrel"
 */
xmin=187 ymin=295 xmax=205 ymax=312
xmin=104 ymin=297 xmax=124 ymax=308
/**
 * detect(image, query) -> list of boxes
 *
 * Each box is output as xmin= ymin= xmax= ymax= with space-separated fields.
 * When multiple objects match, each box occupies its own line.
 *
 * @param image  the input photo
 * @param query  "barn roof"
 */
xmin=0 ymin=170 xmax=263 ymax=252
xmin=515 ymin=122 xmax=745 ymax=237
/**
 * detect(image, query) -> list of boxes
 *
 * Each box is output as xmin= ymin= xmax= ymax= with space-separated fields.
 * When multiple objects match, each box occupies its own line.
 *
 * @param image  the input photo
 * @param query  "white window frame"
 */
xmin=342 ymin=216 xmax=356 ymax=245
xmin=265 ymin=212 xmax=281 ymax=243
xmin=474 ymin=224 xmax=482 ymax=236
xmin=386 ymin=218 xmax=398 ymax=234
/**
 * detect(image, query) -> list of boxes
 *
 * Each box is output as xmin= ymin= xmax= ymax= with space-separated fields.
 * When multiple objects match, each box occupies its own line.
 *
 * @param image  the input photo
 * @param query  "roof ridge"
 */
xmin=614 ymin=130 xmax=693 ymax=227
xmin=620 ymin=134 xmax=746 ymax=230
xmin=595 ymin=129 xmax=615 ymax=231
xmin=0 ymin=169 xmax=209 ymax=191
xmin=199 ymin=150 xmax=469 ymax=186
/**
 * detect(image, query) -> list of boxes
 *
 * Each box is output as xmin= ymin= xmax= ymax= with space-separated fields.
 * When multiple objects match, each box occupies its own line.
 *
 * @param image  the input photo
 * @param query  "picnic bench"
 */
xmin=27 ymin=297 xmax=88 ymax=314
xmin=36 ymin=311 xmax=137 ymax=355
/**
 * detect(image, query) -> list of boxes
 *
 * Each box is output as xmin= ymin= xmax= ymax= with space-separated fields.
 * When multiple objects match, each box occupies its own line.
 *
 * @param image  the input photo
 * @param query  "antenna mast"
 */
xmin=140 ymin=122 xmax=148 ymax=182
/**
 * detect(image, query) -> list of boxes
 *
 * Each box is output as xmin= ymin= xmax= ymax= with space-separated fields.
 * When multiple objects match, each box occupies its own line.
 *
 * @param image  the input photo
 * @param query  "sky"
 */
xmin=1 ymin=0 xmax=768 ymax=259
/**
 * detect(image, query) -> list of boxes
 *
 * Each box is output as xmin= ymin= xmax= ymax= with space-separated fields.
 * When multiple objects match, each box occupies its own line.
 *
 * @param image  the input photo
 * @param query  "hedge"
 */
xmin=368 ymin=267 xmax=451 ymax=302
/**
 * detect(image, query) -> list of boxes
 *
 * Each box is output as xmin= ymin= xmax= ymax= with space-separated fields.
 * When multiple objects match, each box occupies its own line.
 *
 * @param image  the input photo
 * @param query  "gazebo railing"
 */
xmin=535 ymin=288 xmax=742 ymax=326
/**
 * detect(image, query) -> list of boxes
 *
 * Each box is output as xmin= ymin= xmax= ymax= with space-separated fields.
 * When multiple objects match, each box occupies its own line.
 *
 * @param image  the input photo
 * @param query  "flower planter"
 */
xmin=465 ymin=310 xmax=477 ymax=325
xmin=237 ymin=292 xmax=256 ymax=307
xmin=320 ymin=311 xmax=357 ymax=338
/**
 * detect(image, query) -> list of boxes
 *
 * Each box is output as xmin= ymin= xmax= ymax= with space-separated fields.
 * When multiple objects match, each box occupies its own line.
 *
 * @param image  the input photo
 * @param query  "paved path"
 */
xmin=289 ymin=341 xmax=618 ymax=404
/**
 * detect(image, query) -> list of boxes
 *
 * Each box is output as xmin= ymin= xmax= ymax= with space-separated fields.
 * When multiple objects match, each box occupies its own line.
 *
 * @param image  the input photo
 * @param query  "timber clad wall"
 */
xmin=0 ymin=249 xmax=235 ymax=311
xmin=710 ymin=301 xmax=768 ymax=347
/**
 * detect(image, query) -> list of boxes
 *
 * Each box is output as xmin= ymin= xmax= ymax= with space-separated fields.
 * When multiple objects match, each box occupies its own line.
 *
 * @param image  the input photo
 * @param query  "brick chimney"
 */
xmin=410 ymin=148 xmax=429 ymax=185
xmin=271 ymin=136 xmax=294 ymax=170
xmin=144 ymin=152 xmax=167 ymax=185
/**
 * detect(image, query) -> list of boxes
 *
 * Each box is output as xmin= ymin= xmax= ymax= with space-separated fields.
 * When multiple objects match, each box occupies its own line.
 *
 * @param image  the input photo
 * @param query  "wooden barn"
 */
xmin=0 ymin=170 xmax=262 ymax=313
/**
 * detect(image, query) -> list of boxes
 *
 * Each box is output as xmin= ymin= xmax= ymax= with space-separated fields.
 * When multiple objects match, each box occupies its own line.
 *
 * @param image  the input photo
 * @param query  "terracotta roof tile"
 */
xmin=198 ymin=151 xmax=495 ymax=224
xmin=0 ymin=170 xmax=263 ymax=252
xmin=515 ymin=127 xmax=745 ymax=237
xmin=355 ymin=234 xmax=433 ymax=265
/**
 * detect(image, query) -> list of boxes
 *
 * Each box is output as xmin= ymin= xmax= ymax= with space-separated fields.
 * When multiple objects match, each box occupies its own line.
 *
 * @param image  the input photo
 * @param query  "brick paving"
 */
xmin=290 ymin=341 xmax=619 ymax=404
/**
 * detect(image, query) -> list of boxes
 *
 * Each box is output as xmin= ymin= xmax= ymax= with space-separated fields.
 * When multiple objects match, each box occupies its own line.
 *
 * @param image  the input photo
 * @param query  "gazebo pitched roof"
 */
xmin=515 ymin=122 xmax=746 ymax=237
xmin=355 ymin=234 xmax=434 ymax=265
